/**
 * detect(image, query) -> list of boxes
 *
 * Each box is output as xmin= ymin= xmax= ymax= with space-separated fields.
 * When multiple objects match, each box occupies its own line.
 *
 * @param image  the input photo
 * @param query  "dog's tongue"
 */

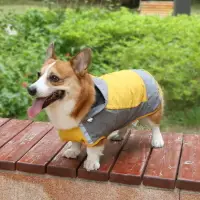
xmin=27 ymin=98 xmax=46 ymax=118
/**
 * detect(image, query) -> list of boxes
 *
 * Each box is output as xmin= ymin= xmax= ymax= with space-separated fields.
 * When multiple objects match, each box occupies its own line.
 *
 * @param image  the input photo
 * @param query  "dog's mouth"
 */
xmin=27 ymin=90 xmax=65 ymax=119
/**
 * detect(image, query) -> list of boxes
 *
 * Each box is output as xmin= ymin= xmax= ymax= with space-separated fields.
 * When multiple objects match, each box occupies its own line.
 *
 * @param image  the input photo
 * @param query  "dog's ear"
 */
xmin=70 ymin=48 xmax=92 ymax=76
xmin=46 ymin=42 xmax=57 ymax=60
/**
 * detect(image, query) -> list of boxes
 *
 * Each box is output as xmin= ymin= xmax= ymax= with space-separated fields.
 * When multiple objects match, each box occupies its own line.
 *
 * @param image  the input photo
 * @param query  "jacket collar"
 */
xmin=83 ymin=77 xmax=108 ymax=121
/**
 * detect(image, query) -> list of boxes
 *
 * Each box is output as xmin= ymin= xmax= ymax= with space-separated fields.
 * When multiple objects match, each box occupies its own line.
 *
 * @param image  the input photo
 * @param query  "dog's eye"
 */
xmin=49 ymin=75 xmax=60 ymax=82
xmin=37 ymin=72 xmax=41 ymax=78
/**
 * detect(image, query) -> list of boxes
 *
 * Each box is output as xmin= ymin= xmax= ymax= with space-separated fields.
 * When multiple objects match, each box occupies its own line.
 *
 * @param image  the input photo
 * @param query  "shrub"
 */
xmin=0 ymin=9 xmax=65 ymax=118
xmin=0 ymin=8 xmax=200 ymax=123
xmin=54 ymin=9 xmax=200 ymax=111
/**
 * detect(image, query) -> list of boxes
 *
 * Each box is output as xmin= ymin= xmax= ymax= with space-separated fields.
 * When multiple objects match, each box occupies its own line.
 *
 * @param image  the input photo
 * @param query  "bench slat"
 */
xmin=47 ymin=144 xmax=86 ymax=178
xmin=141 ymin=1 xmax=173 ymax=5
xmin=0 ymin=118 xmax=10 ymax=127
xmin=141 ymin=5 xmax=173 ymax=8
xmin=16 ymin=128 xmax=65 ymax=174
xmin=141 ymin=11 xmax=172 ymax=14
xmin=141 ymin=8 xmax=173 ymax=11
xmin=141 ymin=11 xmax=173 ymax=14
xmin=109 ymin=130 xmax=152 ymax=185
xmin=139 ymin=1 xmax=174 ymax=16
xmin=143 ymin=133 xmax=183 ymax=189
xmin=177 ymin=134 xmax=200 ymax=191
xmin=0 ymin=122 xmax=52 ymax=170
xmin=141 ymin=11 xmax=172 ymax=16
xmin=0 ymin=119 xmax=32 ymax=148
xmin=141 ymin=4 xmax=173 ymax=6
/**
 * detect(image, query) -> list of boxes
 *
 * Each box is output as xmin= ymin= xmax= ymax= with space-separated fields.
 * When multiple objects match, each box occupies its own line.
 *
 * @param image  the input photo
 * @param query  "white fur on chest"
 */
xmin=45 ymin=99 xmax=78 ymax=130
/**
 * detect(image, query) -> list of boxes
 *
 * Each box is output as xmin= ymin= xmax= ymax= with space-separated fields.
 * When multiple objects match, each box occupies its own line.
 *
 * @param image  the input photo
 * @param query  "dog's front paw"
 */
xmin=84 ymin=159 xmax=100 ymax=171
xmin=151 ymin=137 xmax=164 ymax=148
xmin=63 ymin=148 xmax=81 ymax=159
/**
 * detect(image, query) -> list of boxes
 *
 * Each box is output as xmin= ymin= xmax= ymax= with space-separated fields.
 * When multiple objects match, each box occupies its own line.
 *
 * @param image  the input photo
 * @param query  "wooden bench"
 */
xmin=139 ymin=1 xmax=174 ymax=17
xmin=0 ymin=118 xmax=200 ymax=200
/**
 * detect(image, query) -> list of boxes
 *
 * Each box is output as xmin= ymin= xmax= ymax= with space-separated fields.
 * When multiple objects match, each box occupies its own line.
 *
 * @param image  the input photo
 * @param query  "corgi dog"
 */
xmin=27 ymin=43 xmax=164 ymax=171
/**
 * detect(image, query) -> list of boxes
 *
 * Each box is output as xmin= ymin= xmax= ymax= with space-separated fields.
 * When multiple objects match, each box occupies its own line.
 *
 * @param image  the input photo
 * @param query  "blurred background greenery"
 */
xmin=0 ymin=0 xmax=200 ymax=133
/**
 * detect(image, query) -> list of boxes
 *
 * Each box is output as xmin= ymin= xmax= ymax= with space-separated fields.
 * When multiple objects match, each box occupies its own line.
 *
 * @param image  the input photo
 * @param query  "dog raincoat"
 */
xmin=59 ymin=69 xmax=161 ymax=146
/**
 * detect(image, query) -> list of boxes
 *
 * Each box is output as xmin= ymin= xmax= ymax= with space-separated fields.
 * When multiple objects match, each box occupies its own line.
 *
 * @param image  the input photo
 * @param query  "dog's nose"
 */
xmin=27 ymin=86 xmax=37 ymax=96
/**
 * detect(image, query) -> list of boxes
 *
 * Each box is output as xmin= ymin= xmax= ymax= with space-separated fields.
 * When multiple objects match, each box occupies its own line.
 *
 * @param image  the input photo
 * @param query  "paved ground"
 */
xmin=1 ymin=170 xmax=200 ymax=200
xmin=0 ymin=171 xmax=180 ymax=200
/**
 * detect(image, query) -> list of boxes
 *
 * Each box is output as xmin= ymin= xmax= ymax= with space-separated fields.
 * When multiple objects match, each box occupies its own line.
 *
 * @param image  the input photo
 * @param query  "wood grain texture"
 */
xmin=110 ymin=130 xmax=152 ymax=185
xmin=143 ymin=133 xmax=183 ymax=189
xmin=0 ymin=119 xmax=32 ymax=148
xmin=78 ymin=129 xmax=130 ymax=181
xmin=16 ymin=128 xmax=65 ymax=174
xmin=177 ymin=134 xmax=200 ymax=191
xmin=0 ymin=118 xmax=10 ymax=126
xmin=0 ymin=122 xmax=52 ymax=170
xmin=47 ymin=143 xmax=86 ymax=178
xmin=139 ymin=1 xmax=173 ymax=16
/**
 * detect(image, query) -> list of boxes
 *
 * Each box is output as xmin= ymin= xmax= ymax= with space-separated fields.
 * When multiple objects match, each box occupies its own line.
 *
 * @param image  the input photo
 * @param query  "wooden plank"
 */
xmin=141 ymin=8 xmax=173 ymax=11
xmin=176 ymin=134 xmax=200 ymax=191
xmin=0 ymin=118 xmax=10 ymax=127
xmin=141 ymin=4 xmax=174 ymax=8
xmin=143 ymin=133 xmax=183 ymax=189
xmin=141 ymin=9 xmax=173 ymax=13
xmin=141 ymin=10 xmax=171 ymax=14
xmin=0 ymin=119 xmax=32 ymax=148
xmin=78 ymin=129 xmax=130 ymax=181
xmin=139 ymin=1 xmax=173 ymax=16
xmin=109 ymin=130 xmax=152 ymax=185
xmin=47 ymin=143 xmax=86 ymax=178
xmin=141 ymin=6 xmax=173 ymax=9
xmin=16 ymin=128 xmax=65 ymax=174
xmin=141 ymin=11 xmax=172 ymax=15
xmin=141 ymin=11 xmax=172 ymax=14
xmin=0 ymin=122 xmax=52 ymax=170
xmin=141 ymin=1 xmax=174 ymax=5
xmin=141 ymin=11 xmax=172 ymax=16
xmin=141 ymin=4 xmax=173 ymax=6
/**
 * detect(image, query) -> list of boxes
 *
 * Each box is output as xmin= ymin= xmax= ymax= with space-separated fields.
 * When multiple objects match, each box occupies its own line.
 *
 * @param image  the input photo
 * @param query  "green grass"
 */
xmin=0 ymin=0 xmax=41 ymax=5
xmin=0 ymin=1 xmax=44 ymax=17
xmin=0 ymin=0 xmax=60 ymax=16
xmin=0 ymin=5 xmax=42 ymax=16
xmin=192 ymin=2 xmax=200 ymax=14
xmin=160 ymin=106 xmax=200 ymax=134
xmin=162 ymin=125 xmax=200 ymax=134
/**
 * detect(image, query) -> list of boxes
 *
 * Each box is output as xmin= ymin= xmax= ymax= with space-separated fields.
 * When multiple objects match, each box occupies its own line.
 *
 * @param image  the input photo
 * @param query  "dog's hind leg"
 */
xmin=139 ymin=108 xmax=164 ymax=148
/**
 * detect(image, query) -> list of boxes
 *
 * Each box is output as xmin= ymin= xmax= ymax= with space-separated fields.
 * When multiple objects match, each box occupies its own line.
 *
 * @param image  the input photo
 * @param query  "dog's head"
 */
xmin=27 ymin=43 xmax=92 ymax=118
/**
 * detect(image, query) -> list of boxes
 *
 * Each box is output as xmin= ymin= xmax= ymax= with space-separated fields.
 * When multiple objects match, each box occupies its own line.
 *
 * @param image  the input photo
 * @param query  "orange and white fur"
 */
xmin=28 ymin=44 xmax=164 ymax=171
